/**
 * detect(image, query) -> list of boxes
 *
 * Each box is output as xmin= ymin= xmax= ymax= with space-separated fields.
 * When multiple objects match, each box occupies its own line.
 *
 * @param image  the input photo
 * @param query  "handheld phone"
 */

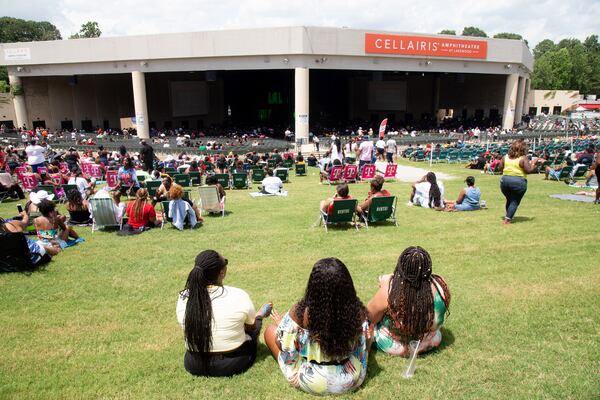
xmin=17 ymin=204 xmax=23 ymax=213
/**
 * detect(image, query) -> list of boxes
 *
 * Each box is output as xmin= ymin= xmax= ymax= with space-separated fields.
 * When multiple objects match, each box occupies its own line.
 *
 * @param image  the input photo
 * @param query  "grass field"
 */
xmin=1 ymin=160 xmax=599 ymax=399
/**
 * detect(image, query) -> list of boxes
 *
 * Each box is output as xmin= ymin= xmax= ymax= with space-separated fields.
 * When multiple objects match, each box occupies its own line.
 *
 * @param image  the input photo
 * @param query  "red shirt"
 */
xmin=328 ymin=195 xmax=352 ymax=215
xmin=126 ymin=202 xmax=156 ymax=229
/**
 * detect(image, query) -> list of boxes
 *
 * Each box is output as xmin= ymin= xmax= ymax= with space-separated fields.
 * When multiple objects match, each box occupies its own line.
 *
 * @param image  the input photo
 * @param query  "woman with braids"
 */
xmin=367 ymin=246 xmax=450 ymax=357
xmin=264 ymin=258 xmax=370 ymax=395
xmin=176 ymin=250 xmax=272 ymax=376
xmin=410 ymin=171 xmax=445 ymax=210
xmin=124 ymin=188 xmax=157 ymax=230
xmin=496 ymin=139 xmax=540 ymax=224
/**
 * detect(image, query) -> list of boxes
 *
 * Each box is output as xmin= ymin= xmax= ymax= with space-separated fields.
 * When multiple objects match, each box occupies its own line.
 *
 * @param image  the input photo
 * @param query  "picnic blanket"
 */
xmin=249 ymin=191 xmax=288 ymax=198
xmin=550 ymin=194 xmax=596 ymax=203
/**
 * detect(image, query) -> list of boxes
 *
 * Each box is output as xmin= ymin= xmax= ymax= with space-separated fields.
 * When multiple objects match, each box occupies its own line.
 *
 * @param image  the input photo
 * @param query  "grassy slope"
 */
xmin=0 ymin=161 xmax=599 ymax=399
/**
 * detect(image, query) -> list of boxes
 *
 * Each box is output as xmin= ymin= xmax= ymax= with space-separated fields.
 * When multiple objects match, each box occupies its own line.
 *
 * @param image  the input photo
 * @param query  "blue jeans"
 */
xmin=500 ymin=175 xmax=527 ymax=220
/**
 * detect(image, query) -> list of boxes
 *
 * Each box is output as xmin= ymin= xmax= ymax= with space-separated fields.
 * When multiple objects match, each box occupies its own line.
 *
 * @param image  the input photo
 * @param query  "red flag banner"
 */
xmin=379 ymin=118 xmax=388 ymax=139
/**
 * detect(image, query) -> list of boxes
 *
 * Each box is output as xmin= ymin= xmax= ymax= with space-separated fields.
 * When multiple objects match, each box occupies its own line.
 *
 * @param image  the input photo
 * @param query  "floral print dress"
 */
xmin=275 ymin=312 xmax=370 ymax=395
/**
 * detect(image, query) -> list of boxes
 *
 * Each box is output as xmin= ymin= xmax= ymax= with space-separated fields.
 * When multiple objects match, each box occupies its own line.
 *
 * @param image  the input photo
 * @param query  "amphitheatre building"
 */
xmin=1 ymin=26 xmax=533 ymax=140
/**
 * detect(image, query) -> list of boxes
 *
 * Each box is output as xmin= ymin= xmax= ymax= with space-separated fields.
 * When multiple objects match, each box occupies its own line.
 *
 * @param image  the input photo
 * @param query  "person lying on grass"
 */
xmin=367 ymin=246 xmax=450 ymax=357
xmin=176 ymin=250 xmax=272 ymax=377
xmin=264 ymin=258 xmax=371 ymax=395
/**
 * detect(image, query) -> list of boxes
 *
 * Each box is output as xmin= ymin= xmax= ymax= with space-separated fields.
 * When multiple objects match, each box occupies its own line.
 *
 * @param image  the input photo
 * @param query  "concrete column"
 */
xmin=514 ymin=77 xmax=526 ymax=125
xmin=294 ymin=67 xmax=309 ymax=144
xmin=131 ymin=71 xmax=149 ymax=139
xmin=501 ymin=73 xmax=519 ymax=130
xmin=522 ymin=78 xmax=531 ymax=117
xmin=8 ymin=75 xmax=28 ymax=130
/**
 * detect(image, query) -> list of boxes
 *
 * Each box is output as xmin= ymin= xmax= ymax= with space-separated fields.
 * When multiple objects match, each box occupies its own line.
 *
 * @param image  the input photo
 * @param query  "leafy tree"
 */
xmin=439 ymin=29 xmax=456 ymax=35
xmin=532 ymin=48 xmax=573 ymax=90
xmin=0 ymin=17 xmax=62 ymax=85
xmin=533 ymin=39 xmax=555 ymax=59
xmin=461 ymin=26 xmax=487 ymax=37
xmin=69 ymin=21 xmax=101 ymax=39
xmin=583 ymin=35 xmax=600 ymax=53
xmin=493 ymin=32 xmax=523 ymax=40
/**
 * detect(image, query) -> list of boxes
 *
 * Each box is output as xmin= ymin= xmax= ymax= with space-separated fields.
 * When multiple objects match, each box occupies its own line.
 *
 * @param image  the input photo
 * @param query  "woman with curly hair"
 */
xmin=264 ymin=258 xmax=370 ymax=395
xmin=65 ymin=188 xmax=91 ymax=224
xmin=497 ymin=139 xmax=541 ymax=224
xmin=367 ymin=246 xmax=450 ymax=357
xmin=176 ymin=250 xmax=272 ymax=376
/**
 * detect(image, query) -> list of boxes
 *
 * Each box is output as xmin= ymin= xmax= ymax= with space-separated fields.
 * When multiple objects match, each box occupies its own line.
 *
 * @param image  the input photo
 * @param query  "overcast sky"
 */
xmin=2 ymin=0 xmax=598 ymax=47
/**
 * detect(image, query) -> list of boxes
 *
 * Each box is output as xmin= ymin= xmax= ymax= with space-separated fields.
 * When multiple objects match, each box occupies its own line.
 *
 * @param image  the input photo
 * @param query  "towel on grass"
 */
xmin=249 ymin=191 xmax=288 ymax=198
xmin=549 ymin=194 xmax=596 ymax=203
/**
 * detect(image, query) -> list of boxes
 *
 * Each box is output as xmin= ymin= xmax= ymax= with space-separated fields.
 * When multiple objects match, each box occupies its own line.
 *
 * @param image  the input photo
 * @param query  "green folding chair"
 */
xmin=283 ymin=159 xmax=293 ymax=169
xmin=252 ymin=169 xmax=266 ymax=183
xmin=144 ymin=180 xmax=161 ymax=197
xmin=214 ymin=173 xmax=230 ymax=189
xmin=571 ymin=165 xmax=589 ymax=181
xmin=231 ymin=173 xmax=249 ymax=189
xmin=318 ymin=199 xmax=359 ymax=232
xmin=189 ymin=171 xmax=201 ymax=186
xmin=160 ymin=201 xmax=171 ymax=229
xmin=361 ymin=196 xmax=398 ymax=229
xmin=267 ymin=159 xmax=277 ymax=169
xmin=275 ymin=169 xmax=289 ymax=183
xmin=173 ymin=174 xmax=191 ymax=187
xmin=295 ymin=163 xmax=306 ymax=176
xmin=37 ymin=184 xmax=57 ymax=196
xmin=165 ymin=168 xmax=177 ymax=176
xmin=550 ymin=166 xmax=573 ymax=181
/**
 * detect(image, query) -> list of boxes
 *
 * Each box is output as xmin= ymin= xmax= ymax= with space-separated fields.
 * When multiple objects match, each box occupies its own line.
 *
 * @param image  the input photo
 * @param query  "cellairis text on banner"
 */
xmin=365 ymin=33 xmax=487 ymax=59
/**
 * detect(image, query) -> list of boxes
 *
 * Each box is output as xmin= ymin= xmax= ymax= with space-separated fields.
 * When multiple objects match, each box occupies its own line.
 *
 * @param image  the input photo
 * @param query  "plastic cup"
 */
xmin=403 ymin=340 xmax=420 ymax=379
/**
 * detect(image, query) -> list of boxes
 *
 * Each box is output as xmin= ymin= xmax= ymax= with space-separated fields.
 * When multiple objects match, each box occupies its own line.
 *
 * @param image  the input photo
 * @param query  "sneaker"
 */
xmin=406 ymin=201 xmax=414 ymax=207
xmin=502 ymin=218 xmax=512 ymax=225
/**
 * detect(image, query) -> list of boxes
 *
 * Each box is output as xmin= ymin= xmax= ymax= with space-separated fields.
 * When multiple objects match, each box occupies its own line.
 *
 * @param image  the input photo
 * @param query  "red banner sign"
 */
xmin=365 ymin=33 xmax=487 ymax=59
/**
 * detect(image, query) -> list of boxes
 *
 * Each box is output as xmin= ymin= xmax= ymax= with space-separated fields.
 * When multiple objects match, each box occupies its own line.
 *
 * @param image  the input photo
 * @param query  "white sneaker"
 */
xmin=406 ymin=201 xmax=414 ymax=207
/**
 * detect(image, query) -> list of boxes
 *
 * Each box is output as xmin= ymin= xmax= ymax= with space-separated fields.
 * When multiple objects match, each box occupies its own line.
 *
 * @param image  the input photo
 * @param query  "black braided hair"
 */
xmin=182 ymin=250 xmax=227 ymax=359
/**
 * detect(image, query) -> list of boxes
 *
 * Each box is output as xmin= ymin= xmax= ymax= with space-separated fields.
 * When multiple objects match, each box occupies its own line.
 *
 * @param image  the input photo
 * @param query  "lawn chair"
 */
xmin=37 ymin=184 xmax=57 ymax=197
xmin=89 ymin=164 xmax=104 ymax=180
xmin=14 ymin=166 xmax=27 ymax=182
xmin=189 ymin=171 xmax=201 ymax=186
xmin=231 ymin=172 xmax=249 ymax=189
xmin=381 ymin=164 xmax=397 ymax=181
xmin=342 ymin=164 xmax=358 ymax=183
xmin=318 ymin=199 xmax=359 ymax=232
xmin=275 ymin=168 xmax=289 ymax=183
xmin=37 ymin=166 xmax=48 ymax=175
xmin=323 ymin=165 xmax=343 ymax=185
xmin=89 ymin=197 xmax=122 ymax=232
xmin=360 ymin=164 xmax=376 ymax=181
xmin=283 ymin=159 xmax=293 ymax=169
xmin=144 ymin=180 xmax=161 ymax=197
xmin=21 ymin=174 xmax=39 ymax=192
xmin=106 ymin=170 xmax=119 ymax=190
xmin=549 ymin=166 xmax=573 ymax=182
xmin=173 ymin=174 xmax=191 ymax=187
xmin=214 ymin=173 xmax=230 ymax=189
xmin=361 ymin=196 xmax=398 ymax=229
xmin=570 ymin=164 xmax=589 ymax=182
xmin=295 ymin=163 xmax=306 ymax=176
xmin=252 ymin=169 xmax=266 ymax=183
xmin=198 ymin=186 xmax=225 ymax=217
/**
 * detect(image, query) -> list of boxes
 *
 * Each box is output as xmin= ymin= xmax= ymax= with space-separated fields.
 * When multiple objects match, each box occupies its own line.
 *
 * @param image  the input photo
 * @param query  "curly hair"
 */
xmin=169 ymin=184 xmax=184 ymax=200
xmin=66 ymin=187 xmax=84 ymax=208
xmin=508 ymin=139 xmax=528 ymax=159
xmin=297 ymin=258 xmax=367 ymax=360
xmin=388 ymin=247 xmax=451 ymax=344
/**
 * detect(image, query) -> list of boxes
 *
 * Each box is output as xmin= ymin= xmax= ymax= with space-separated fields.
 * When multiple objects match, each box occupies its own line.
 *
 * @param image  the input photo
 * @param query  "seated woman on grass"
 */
xmin=124 ymin=188 xmax=158 ymax=230
xmin=176 ymin=250 xmax=272 ymax=377
xmin=34 ymin=199 xmax=82 ymax=249
xmin=153 ymin=176 xmax=173 ymax=205
xmin=445 ymin=176 xmax=481 ymax=211
xmin=264 ymin=258 xmax=370 ymax=395
xmin=410 ymin=172 xmax=445 ymax=210
xmin=168 ymin=184 xmax=203 ymax=230
xmin=65 ymin=188 xmax=92 ymax=224
xmin=367 ymin=246 xmax=450 ymax=357
xmin=320 ymin=183 xmax=353 ymax=215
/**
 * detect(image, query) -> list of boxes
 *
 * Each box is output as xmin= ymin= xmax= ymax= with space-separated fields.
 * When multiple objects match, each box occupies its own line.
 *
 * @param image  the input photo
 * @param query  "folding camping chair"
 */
xmin=106 ymin=170 xmax=119 ymax=190
xmin=295 ymin=163 xmax=306 ymax=176
xmin=342 ymin=165 xmax=358 ymax=183
xmin=275 ymin=168 xmax=289 ymax=183
xmin=198 ymin=186 xmax=226 ymax=217
xmin=214 ymin=173 xmax=230 ymax=189
xmin=359 ymin=164 xmax=376 ymax=181
xmin=361 ymin=196 xmax=398 ymax=229
xmin=318 ymin=199 xmax=359 ymax=232
xmin=173 ymin=174 xmax=191 ymax=187
xmin=381 ymin=164 xmax=397 ymax=181
xmin=231 ymin=172 xmax=249 ymax=189
xmin=323 ymin=165 xmax=343 ymax=185
xmin=21 ymin=174 xmax=39 ymax=192
xmin=89 ymin=197 xmax=123 ymax=232
xmin=252 ymin=169 xmax=266 ymax=183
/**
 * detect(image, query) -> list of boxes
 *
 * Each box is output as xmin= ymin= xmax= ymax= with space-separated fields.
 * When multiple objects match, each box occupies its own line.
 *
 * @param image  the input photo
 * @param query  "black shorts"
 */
xmin=377 ymin=148 xmax=385 ymax=155
xmin=184 ymin=340 xmax=257 ymax=377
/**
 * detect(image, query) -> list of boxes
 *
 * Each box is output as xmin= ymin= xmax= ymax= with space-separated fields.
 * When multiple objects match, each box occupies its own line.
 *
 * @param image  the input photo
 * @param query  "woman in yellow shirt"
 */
xmin=497 ymin=140 xmax=540 ymax=224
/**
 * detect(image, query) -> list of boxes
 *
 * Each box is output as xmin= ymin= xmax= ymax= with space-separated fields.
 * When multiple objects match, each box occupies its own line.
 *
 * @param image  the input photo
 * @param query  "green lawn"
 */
xmin=1 ymin=161 xmax=599 ymax=399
